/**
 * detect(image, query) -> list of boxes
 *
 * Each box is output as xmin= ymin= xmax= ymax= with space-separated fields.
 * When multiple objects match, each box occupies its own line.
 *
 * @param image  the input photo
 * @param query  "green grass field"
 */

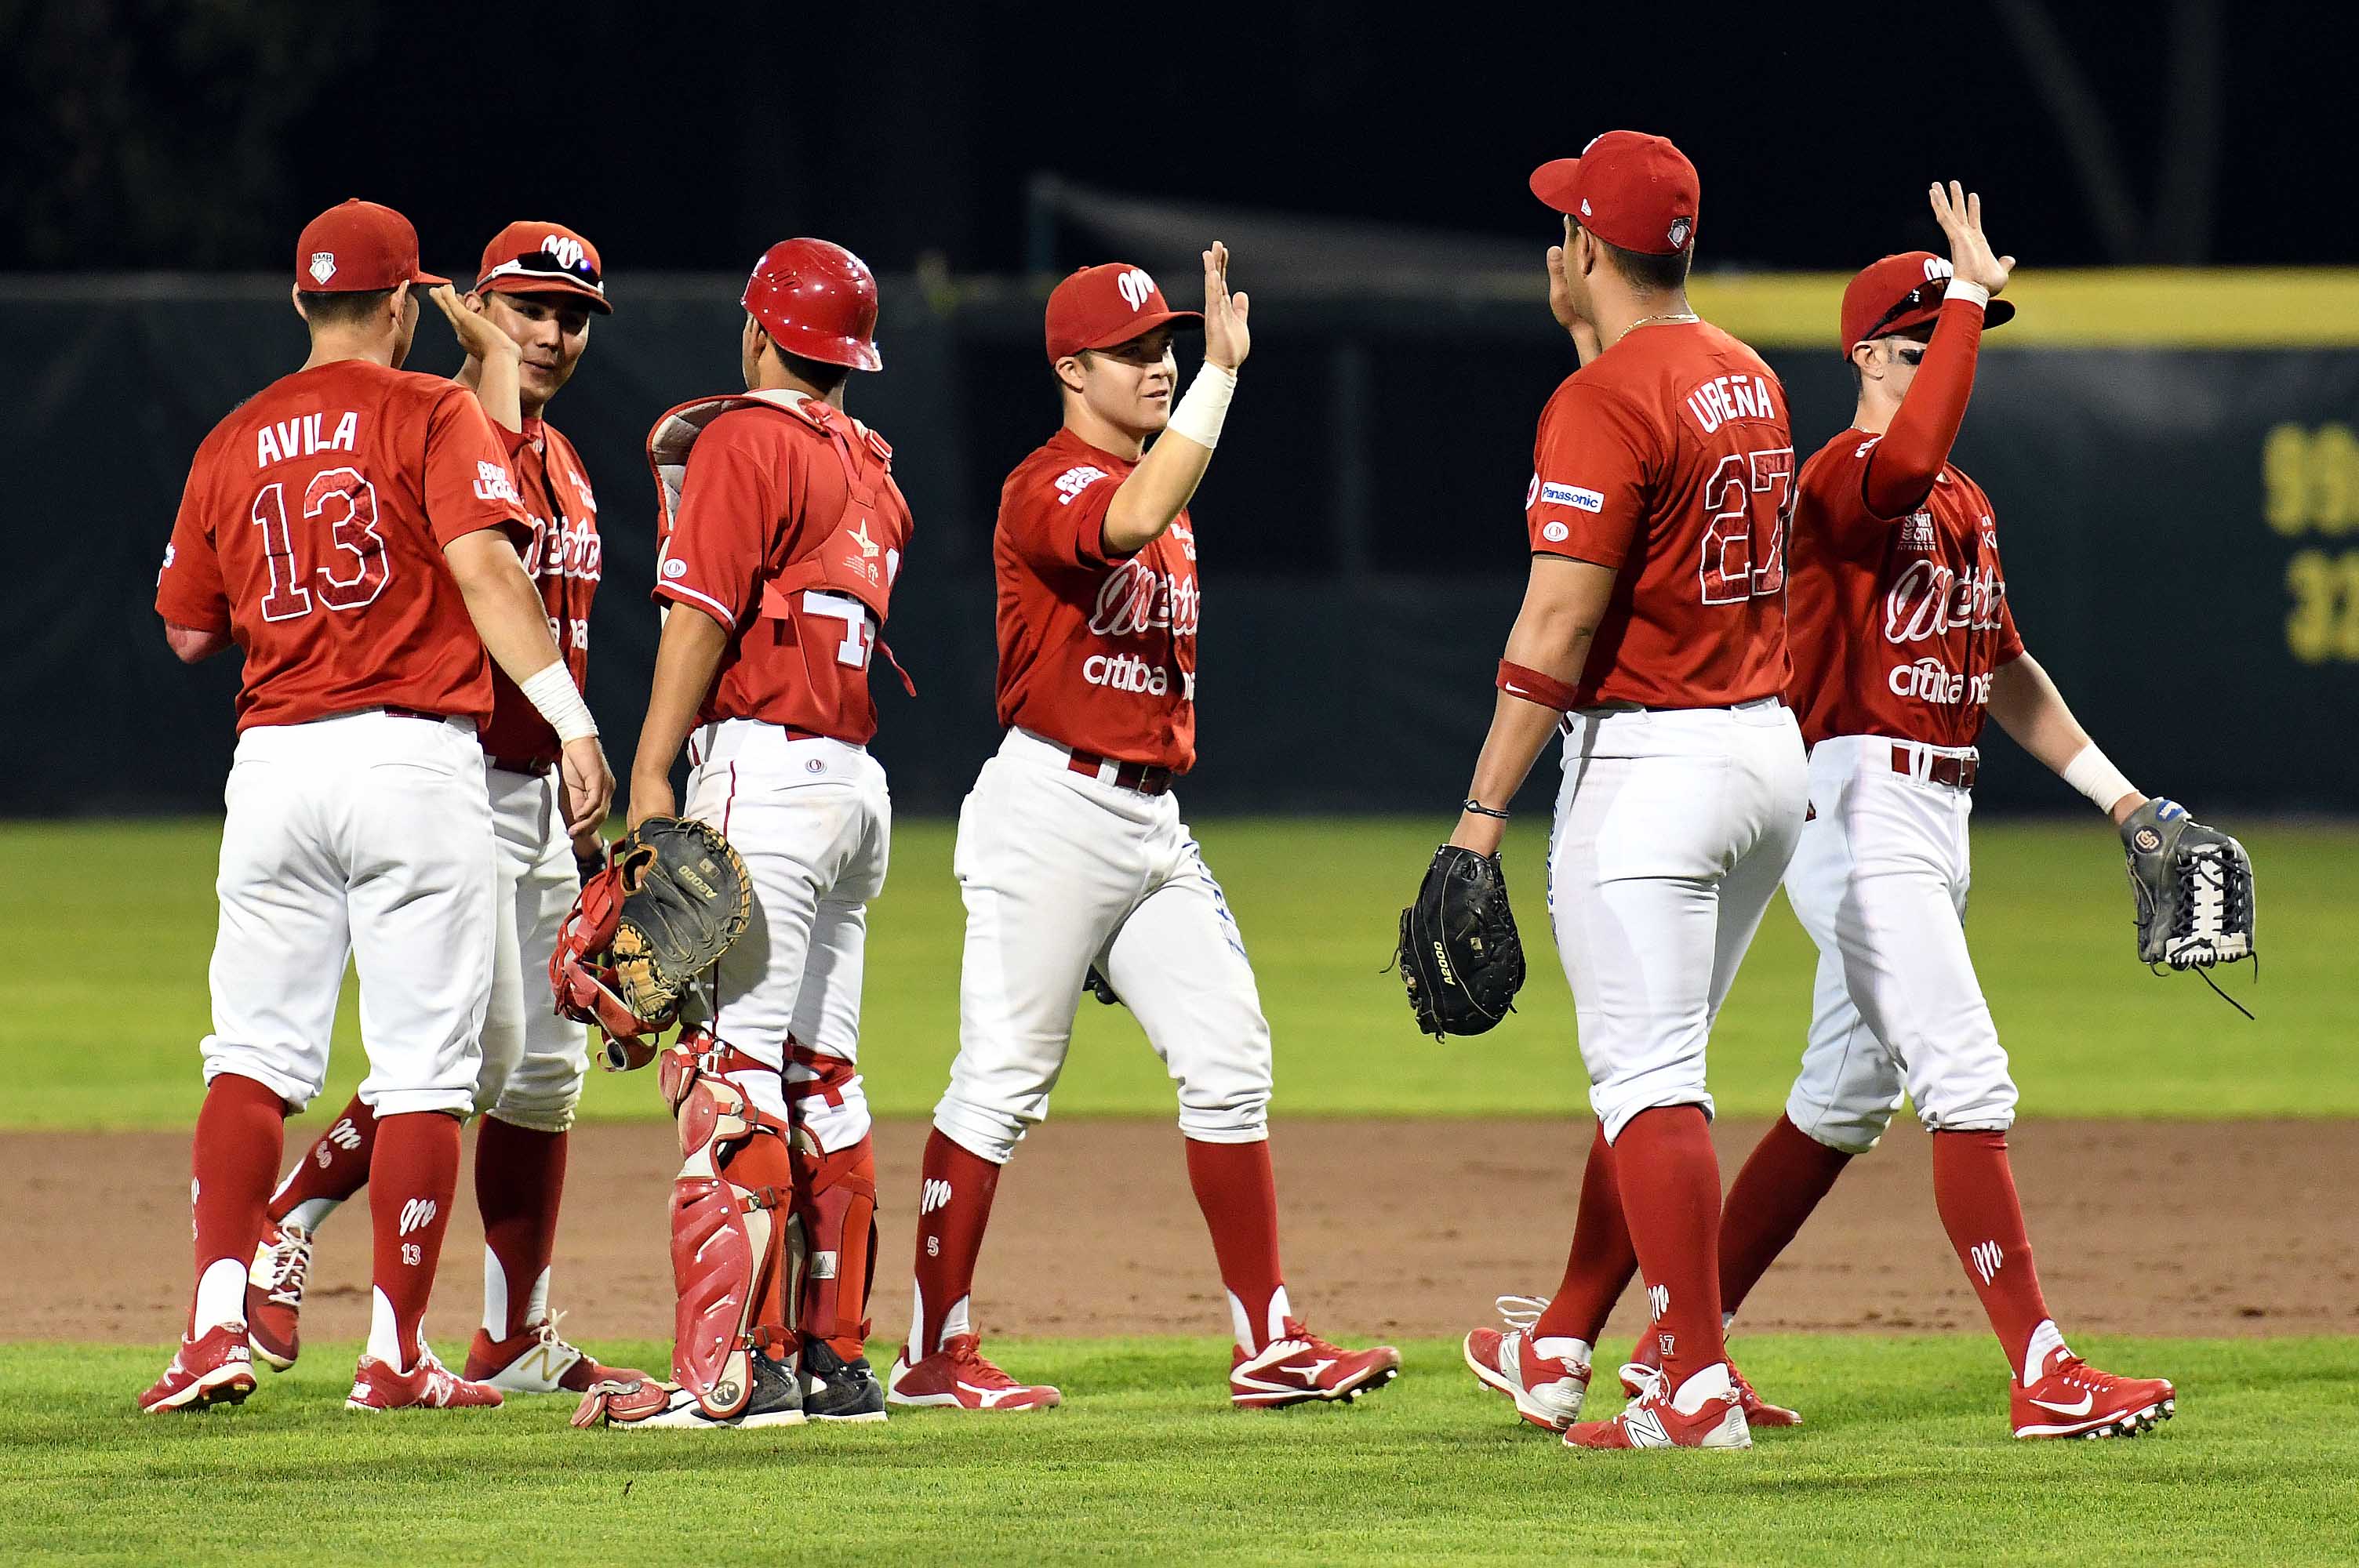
xmin=7 ymin=1337 xmax=2354 ymax=1566
xmin=9 ymin=817 xmax=2349 ymax=1129
xmin=9 ymin=818 xmax=2354 ymax=1564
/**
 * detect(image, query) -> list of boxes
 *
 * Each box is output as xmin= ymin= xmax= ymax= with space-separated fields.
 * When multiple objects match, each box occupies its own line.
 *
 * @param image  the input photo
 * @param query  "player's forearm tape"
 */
xmin=2061 ymin=742 xmax=2136 ymax=812
xmin=1497 ymin=660 xmax=1579 ymax=712
xmin=521 ymin=662 xmax=598 ymax=743
xmin=1166 ymin=362 xmax=1238 ymax=450
xmin=1943 ymin=278 xmax=1991 ymax=310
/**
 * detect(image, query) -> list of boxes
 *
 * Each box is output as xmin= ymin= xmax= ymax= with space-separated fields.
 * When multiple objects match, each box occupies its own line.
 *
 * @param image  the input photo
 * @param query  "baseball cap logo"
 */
xmin=1115 ymin=267 xmax=1155 ymax=310
xmin=1923 ymin=256 xmax=1954 ymax=281
xmin=542 ymin=234 xmax=587 ymax=270
xmin=308 ymin=252 xmax=336 ymax=285
xmin=1667 ymin=217 xmax=1692 ymax=249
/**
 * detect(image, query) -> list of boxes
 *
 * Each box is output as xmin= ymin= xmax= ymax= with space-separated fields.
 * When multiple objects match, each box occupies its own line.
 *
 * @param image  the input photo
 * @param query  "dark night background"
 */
xmin=2 ymin=1 xmax=2343 ymax=277
xmin=5 ymin=0 xmax=2354 ymax=818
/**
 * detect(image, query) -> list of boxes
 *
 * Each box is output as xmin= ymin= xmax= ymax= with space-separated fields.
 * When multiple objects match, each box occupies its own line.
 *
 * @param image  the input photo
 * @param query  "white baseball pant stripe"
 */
xmin=934 ymin=728 xmax=1273 ymax=1165
xmin=1547 ymin=699 xmax=1808 ymax=1141
xmin=477 ymin=764 xmax=590 ymax=1133
xmin=202 ymin=710 xmax=492 ymax=1116
xmin=1779 ymin=735 xmax=2017 ymax=1153
xmin=678 ymin=720 xmax=889 ymax=1152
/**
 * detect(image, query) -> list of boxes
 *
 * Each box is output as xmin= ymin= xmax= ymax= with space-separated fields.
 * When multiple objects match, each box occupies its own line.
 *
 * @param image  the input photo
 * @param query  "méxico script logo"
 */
xmin=542 ymin=233 xmax=587 ymax=270
xmin=1116 ymin=268 xmax=1156 ymax=310
xmin=920 ymin=1179 xmax=954 ymax=1217
xmin=1089 ymin=557 xmax=1201 ymax=639
xmin=1971 ymin=1240 xmax=2005 ymax=1285
xmin=397 ymin=1198 xmax=438 ymax=1238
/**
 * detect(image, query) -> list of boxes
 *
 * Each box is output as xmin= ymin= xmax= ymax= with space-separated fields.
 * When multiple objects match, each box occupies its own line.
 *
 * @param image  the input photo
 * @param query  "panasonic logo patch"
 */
xmin=1540 ymin=482 xmax=1603 ymax=513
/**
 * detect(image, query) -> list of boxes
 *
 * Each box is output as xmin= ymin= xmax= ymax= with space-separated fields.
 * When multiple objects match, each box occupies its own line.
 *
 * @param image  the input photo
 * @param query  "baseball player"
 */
xmin=144 ymin=198 xmax=612 ymax=1414
xmin=1605 ymin=186 xmax=2175 ymax=1440
xmin=889 ymin=249 xmax=1401 ymax=1413
xmin=243 ymin=221 xmax=649 ymax=1399
xmin=1448 ymin=134 xmax=1807 ymax=1452
xmin=583 ymin=238 xmax=910 ymax=1430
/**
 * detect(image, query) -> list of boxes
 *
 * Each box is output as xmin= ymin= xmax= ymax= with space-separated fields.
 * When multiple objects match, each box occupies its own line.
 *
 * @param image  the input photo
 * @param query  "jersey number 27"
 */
xmin=1698 ymin=446 xmax=1794 ymax=604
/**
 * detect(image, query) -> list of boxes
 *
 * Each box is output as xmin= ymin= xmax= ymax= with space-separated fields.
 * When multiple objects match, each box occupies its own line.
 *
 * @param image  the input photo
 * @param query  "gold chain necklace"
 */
xmin=1616 ymin=310 xmax=1701 ymax=345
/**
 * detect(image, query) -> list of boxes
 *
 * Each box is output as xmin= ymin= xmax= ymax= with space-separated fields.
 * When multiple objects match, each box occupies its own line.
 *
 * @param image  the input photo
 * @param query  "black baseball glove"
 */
xmin=1396 ymin=846 xmax=1526 ymax=1038
xmin=2120 ymin=798 xmax=2255 ymax=975
xmin=551 ymin=816 xmax=754 ymax=1068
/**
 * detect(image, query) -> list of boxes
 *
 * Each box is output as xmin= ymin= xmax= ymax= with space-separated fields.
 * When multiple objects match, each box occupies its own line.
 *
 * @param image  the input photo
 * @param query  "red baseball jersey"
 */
xmin=155 ymin=359 xmax=527 ymax=731
xmin=653 ymin=402 xmax=911 ymax=744
xmin=478 ymin=416 xmax=601 ymax=768
xmin=1525 ymin=321 xmax=1794 ymax=709
xmin=1786 ymin=431 xmax=2023 ymax=750
xmin=993 ymin=428 xmax=1200 ymax=772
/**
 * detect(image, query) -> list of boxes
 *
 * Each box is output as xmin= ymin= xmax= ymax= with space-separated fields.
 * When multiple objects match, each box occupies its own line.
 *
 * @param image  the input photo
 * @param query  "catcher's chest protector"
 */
xmin=648 ymin=390 xmax=914 ymax=688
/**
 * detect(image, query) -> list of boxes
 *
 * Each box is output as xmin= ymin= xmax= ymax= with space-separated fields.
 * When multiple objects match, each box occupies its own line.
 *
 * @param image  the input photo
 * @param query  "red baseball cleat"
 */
xmin=1623 ymin=1332 xmax=1800 ymax=1427
xmin=463 ymin=1313 xmax=650 ymax=1396
xmin=2011 ymin=1349 xmax=2175 ymax=1440
xmin=1464 ymin=1321 xmax=1590 ymax=1431
xmin=1565 ymin=1361 xmax=1751 ymax=1451
xmin=886 ymin=1334 xmax=1062 ymax=1411
xmin=346 ymin=1346 xmax=503 ymax=1412
xmin=138 ymin=1322 xmax=258 ymax=1414
xmin=1230 ymin=1319 xmax=1401 ymax=1409
xmin=244 ymin=1219 xmax=313 ymax=1372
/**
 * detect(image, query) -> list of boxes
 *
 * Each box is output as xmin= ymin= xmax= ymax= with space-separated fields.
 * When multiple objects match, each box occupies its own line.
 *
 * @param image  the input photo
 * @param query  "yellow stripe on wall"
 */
xmin=1690 ymin=269 xmax=2359 ymax=350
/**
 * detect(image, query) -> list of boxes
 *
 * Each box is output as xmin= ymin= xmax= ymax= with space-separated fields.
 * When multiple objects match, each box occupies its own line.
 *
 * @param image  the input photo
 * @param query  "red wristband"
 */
xmin=1498 ymin=659 xmax=1579 ymax=712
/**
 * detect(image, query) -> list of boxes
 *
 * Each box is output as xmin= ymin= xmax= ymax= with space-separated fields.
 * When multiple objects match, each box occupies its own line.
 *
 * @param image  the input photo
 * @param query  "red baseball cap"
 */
xmin=1839 ymin=251 xmax=2015 ymax=357
xmin=295 ymin=199 xmax=445 ymax=292
xmin=1045 ymin=263 xmax=1202 ymax=362
xmin=1529 ymin=132 xmax=1700 ymax=256
xmin=475 ymin=221 xmax=610 ymax=313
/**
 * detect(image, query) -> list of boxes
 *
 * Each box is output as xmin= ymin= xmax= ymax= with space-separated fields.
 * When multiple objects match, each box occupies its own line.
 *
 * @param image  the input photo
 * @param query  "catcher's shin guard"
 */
xmin=660 ymin=1043 xmax=799 ymax=1421
xmin=790 ymin=1134 xmax=878 ymax=1357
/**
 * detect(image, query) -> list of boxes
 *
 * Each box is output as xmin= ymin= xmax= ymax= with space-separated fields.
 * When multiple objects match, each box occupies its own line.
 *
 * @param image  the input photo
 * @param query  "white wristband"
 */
xmin=519 ymin=661 xmax=598 ymax=743
xmin=1165 ymin=361 xmax=1238 ymax=451
xmin=2061 ymin=742 xmax=2135 ymax=814
xmin=1943 ymin=278 xmax=1990 ymax=310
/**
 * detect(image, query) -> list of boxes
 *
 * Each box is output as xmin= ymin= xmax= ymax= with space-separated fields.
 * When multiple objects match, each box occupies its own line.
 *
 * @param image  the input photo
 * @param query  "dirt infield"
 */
xmin=13 ymin=1116 xmax=2354 ymax=1348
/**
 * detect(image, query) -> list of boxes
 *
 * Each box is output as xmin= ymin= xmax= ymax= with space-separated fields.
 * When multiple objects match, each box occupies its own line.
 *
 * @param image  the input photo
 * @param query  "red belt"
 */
xmin=1065 ymin=749 xmax=1173 ymax=796
xmin=1894 ymin=749 xmax=1978 ymax=789
xmin=487 ymin=755 xmax=554 ymax=777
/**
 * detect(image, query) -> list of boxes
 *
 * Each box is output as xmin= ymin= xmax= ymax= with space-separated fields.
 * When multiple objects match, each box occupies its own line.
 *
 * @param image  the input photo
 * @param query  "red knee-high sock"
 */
xmin=366 ymin=1111 xmax=462 ymax=1373
xmin=1185 ymin=1138 xmax=1288 ymax=1353
xmin=1717 ymin=1114 xmax=1856 ymax=1316
xmin=190 ymin=1073 xmax=289 ymax=1334
xmin=1533 ymin=1122 xmax=1639 ymax=1348
xmin=474 ymin=1116 xmax=567 ymax=1341
xmin=1612 ymin=1106 xmax=1728 ymax=1385
xmin=1932 ymin=1129 xmax=2056 ymax=1381
xmin=269 ymin=1092 xmax=376 ymax=1230
xmin=908 ymin=1129 xmax=1002 ymax=1359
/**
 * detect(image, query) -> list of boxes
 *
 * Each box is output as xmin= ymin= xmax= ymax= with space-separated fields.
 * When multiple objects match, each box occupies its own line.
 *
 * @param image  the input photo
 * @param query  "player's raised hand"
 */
xmin=561 ymin=735 xmax=615 ymax=837
xmin=1930 ymin=181 xmax=2015 ymax=297
xmin=430 ymin=284 xmax=522 ymax=364
xmin=1201 ymin=241 xmax=1251 ymax=371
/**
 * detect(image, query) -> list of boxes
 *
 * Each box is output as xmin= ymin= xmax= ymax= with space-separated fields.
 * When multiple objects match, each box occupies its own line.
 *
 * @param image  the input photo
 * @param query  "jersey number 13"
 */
xmin=253 ymin=466 xmax=393 ymax=622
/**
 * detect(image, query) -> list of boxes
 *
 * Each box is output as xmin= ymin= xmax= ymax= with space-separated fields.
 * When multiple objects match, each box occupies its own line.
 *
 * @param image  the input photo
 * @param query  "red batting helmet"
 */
xmin=742 ymin=238 xmax=882 ymax=372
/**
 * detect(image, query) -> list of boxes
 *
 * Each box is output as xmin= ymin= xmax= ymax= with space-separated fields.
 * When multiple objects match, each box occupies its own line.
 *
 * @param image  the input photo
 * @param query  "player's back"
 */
xmin=166 ymin=359 xmax=522 ymax=731
xmin=1529 ymin=321 xmax=1794 ymax=709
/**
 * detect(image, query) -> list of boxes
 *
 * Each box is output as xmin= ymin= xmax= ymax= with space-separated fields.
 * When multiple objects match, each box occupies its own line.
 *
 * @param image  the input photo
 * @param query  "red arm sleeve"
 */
xmin=423 ymin=387 xmax=531 ymax=547
xmin=1006 ymin=459 xmax=1132 ymax=572
xmin=154 ymin=466 xmax=231 ymax=633
xmin=654 ymin=413 xmax=780 ymax=630
xmin=1526 ymin=380 xmax=1656 ymax=568
xmin=1860 ymin=296 xmax=1985 ymax=520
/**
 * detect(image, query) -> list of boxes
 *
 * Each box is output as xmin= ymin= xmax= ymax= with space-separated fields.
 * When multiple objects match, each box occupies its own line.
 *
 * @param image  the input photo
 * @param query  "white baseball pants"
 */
xmin=934 ymin=728 xmax=1273 ymax=1164
xmin=475 ymin=764 xmax=590 ymax=1132
xmin=202 ymin=710 xmax=492 ymax=1116
xmin=1547 ymin=699 xmax=1808 ymax=1141
xmin=1779 ymin=735 xmax=2018 ymax=1152
xmin=678 ymin=720 xmax=889 ymax=1153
